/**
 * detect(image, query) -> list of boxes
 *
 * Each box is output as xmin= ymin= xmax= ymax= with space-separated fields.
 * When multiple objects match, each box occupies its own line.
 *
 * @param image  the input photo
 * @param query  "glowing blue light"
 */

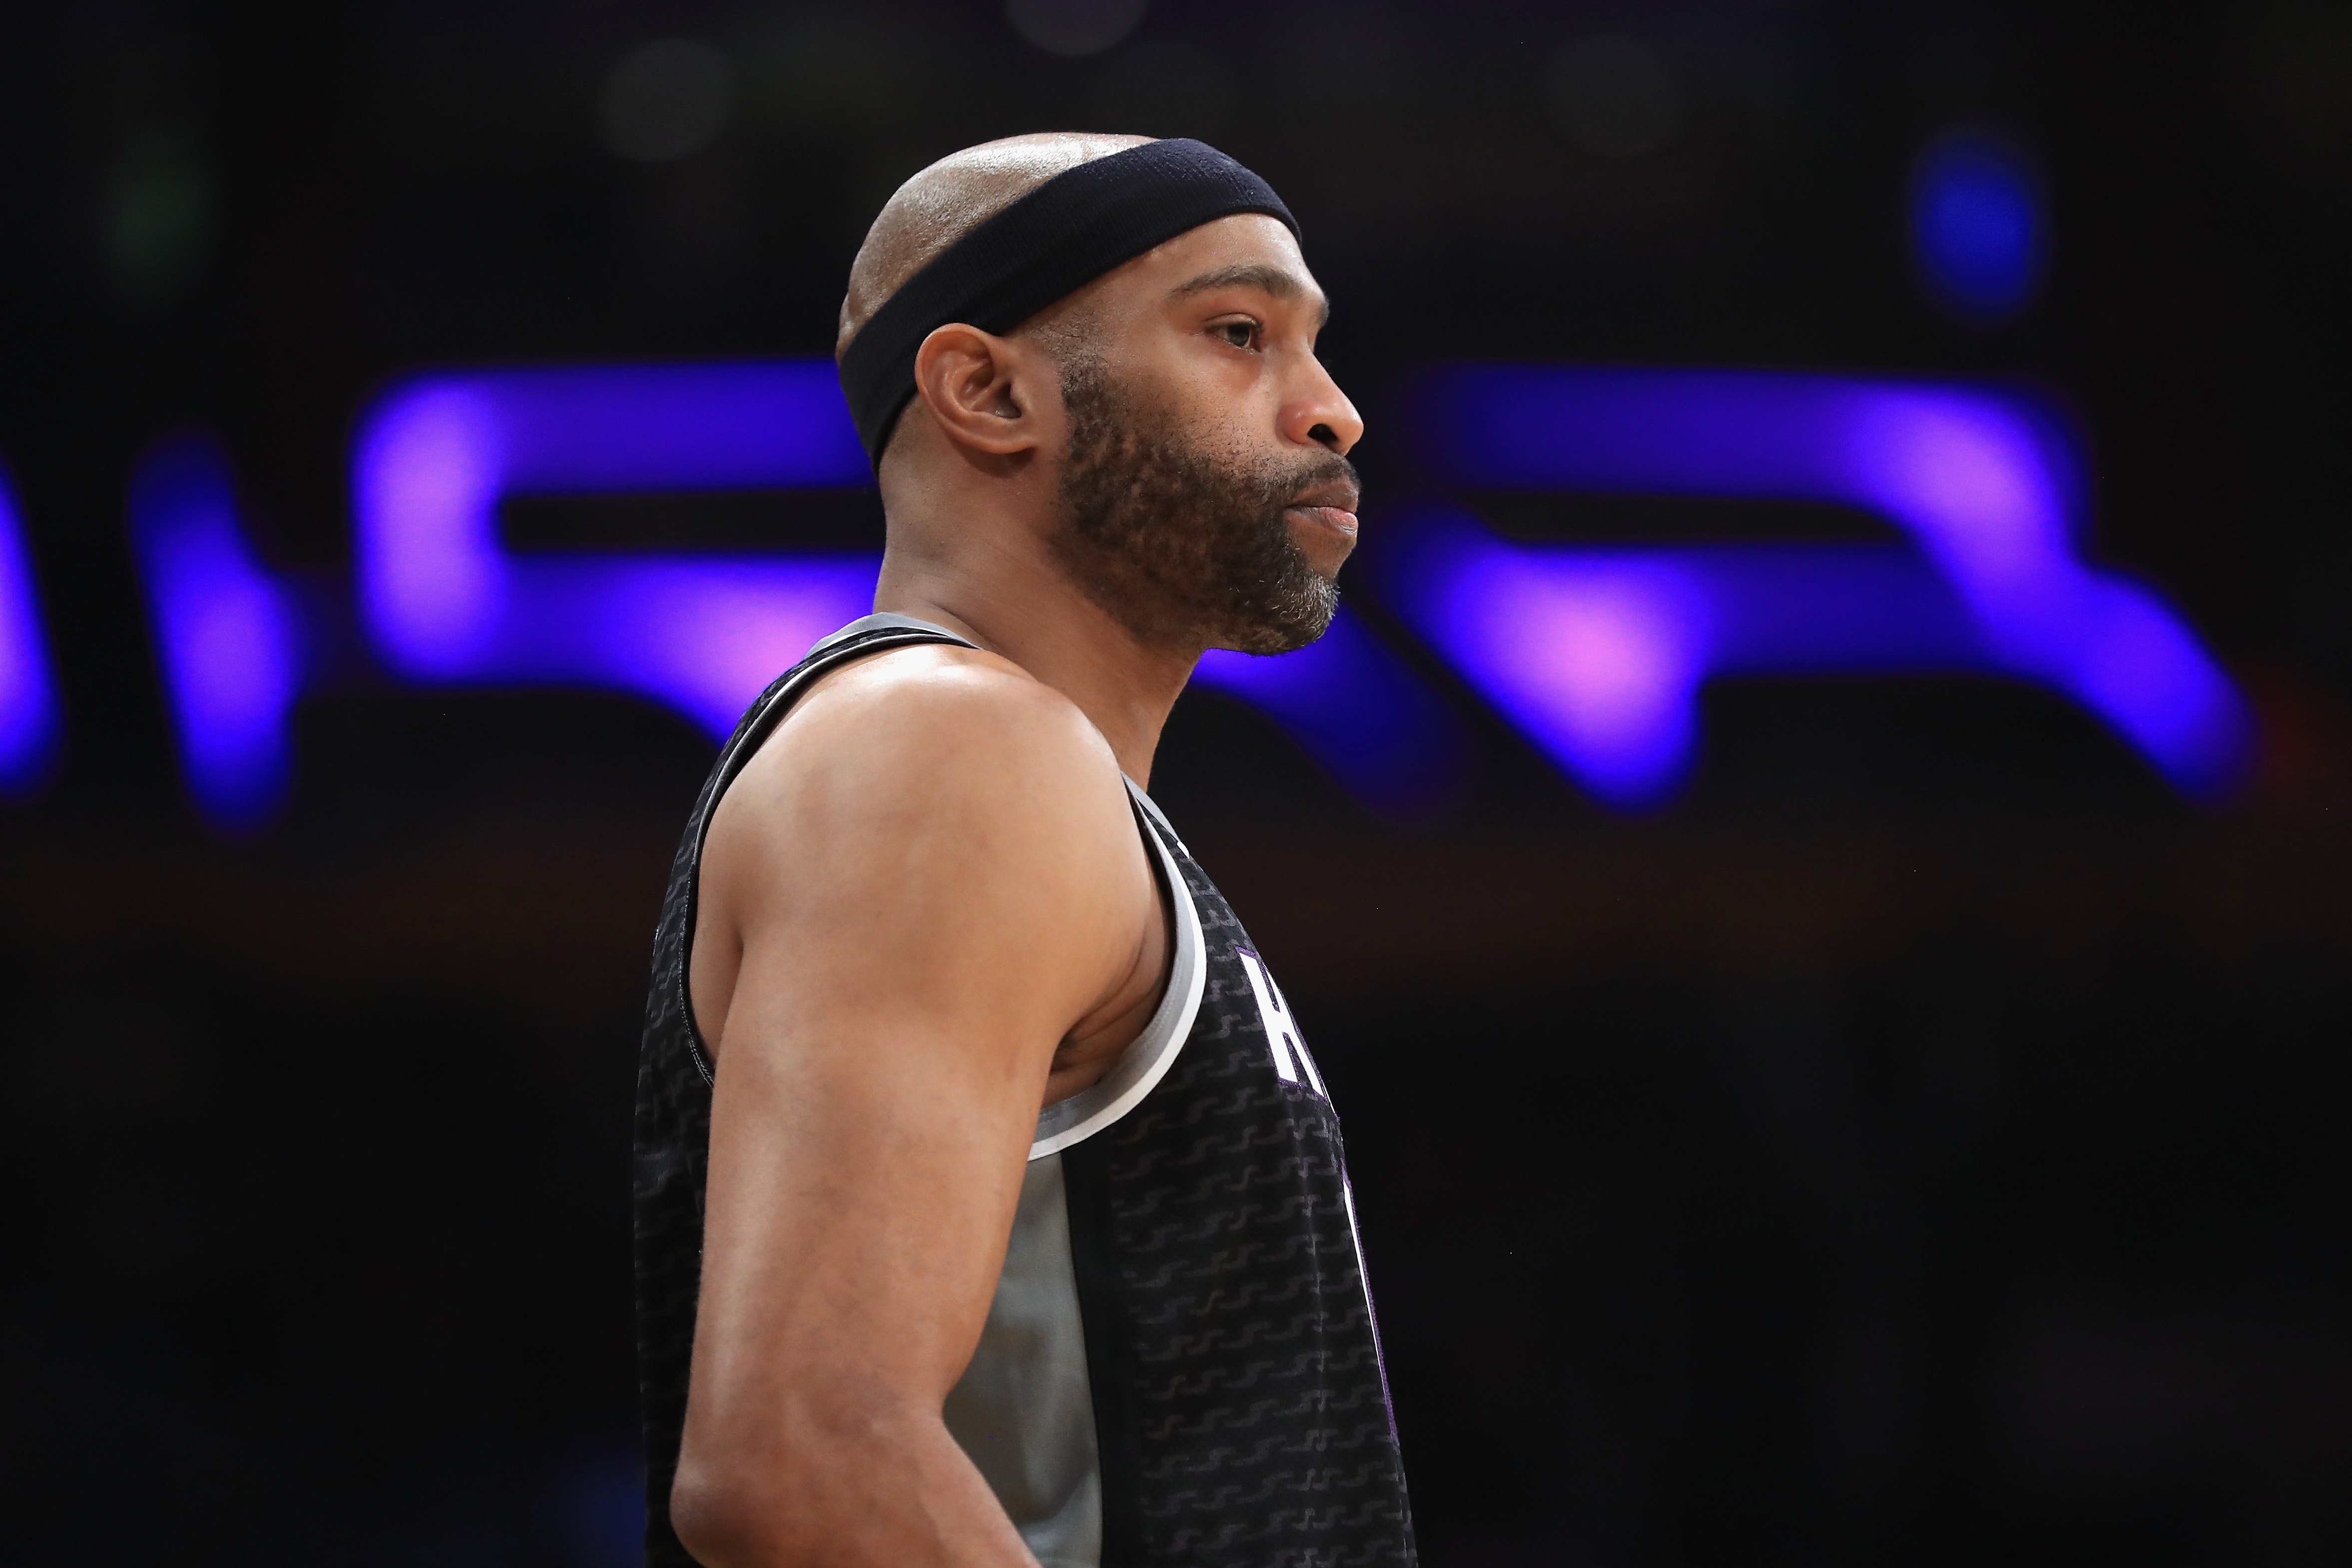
xmin=1378 ymin=517 xmax=1711 ymax=804
xmin=0 ymin=464 xmax=60 ymax=795
xmin=130 ymin=435 xmax=303 ymax=831
xmin=352 ymin=360 xmax=1466 ymax=812
xmin=130 ymin=357 xmax=2252 ymax=827
xmin=1911 ymin=129 xmax=2045 ymax=323
xmin=1196 ymin=607 xmax=1467 ymax=815
xmin=354 ymin=362 xmax=873 ymax=689
xmin=1389 ymin=365 xmax=2249 ymax=804
xmin=353 ymin=363 xmax=880 ymax=735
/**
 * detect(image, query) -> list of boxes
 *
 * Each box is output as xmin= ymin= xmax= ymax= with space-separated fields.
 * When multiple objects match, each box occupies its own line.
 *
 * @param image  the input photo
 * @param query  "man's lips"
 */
xmin=1286 ymin=480 xmax=1361 ymax=537
xmin=1286 ymin=504 xmax=1359 ymax=537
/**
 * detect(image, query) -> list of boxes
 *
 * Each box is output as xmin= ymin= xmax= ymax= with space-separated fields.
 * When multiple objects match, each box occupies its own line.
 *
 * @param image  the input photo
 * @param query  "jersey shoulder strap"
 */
xmin=698 ymin=612 xmax=982 ymax=836
xmin=664 ymin=614 xmax=982 ymax=1082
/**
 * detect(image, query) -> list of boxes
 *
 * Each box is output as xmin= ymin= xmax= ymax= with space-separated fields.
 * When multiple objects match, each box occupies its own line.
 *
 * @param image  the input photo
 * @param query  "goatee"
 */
xmin=1050 ymin=358 xmax=1351 ymax=656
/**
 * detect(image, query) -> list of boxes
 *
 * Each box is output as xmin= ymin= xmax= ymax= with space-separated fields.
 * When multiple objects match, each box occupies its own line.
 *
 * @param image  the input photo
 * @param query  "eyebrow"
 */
xmin=1171 ymin=262 xmax=1332 ymax=327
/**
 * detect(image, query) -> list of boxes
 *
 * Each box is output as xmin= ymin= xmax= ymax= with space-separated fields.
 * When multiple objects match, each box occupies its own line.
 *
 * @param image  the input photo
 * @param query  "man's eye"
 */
xmin=1215 ymin=321 xmax=1256 ymax=349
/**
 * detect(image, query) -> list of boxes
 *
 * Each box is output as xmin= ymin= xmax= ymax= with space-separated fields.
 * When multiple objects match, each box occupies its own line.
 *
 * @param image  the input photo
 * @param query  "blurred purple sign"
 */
xmin=104 ymin=357 xmax=2247 ymax=830
xmin=129 ymin=436 xmax=306 ymax=830
xmin=1384 ymin=364 xmax=2250 ymax=805
xmin=353 ymin=361 xmax=879 ymax=733
xmin=0 ymin=463 xmax=59 ymax=795
xmin=348 ymin=360 xmax=1462 ymax=819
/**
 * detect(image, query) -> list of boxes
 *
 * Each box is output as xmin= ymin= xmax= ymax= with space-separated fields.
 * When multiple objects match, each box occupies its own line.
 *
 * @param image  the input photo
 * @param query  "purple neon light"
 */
xmin=417 ymin=554 xmax=882 ymax=739
xmin=0 ymin=463 xmax=59 ymax=794
xmin=354 ymin=362 xmax=877 ymax=735
xmin=1390 ymin=365 xmax=2249 ymax=803
xmin=131 ymin=435 xmax=302 ymax=830
xmin=352 ymin=361 xmax=1463 ymax=813
xmin=1196 ymin=607 xmax=1465 ymax=815
xmin=355 ymin=362 xmax=872 ymax=686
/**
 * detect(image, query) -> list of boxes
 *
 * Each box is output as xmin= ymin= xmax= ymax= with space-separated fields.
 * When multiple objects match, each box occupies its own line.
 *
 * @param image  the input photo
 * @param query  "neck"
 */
xmin=871 ymin=533 xmax=1199 ymax=790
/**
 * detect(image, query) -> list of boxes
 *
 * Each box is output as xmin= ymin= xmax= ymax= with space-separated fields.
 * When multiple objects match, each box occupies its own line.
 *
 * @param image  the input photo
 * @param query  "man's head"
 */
xmin=837 ymin=133 xmax=1363 ymax=657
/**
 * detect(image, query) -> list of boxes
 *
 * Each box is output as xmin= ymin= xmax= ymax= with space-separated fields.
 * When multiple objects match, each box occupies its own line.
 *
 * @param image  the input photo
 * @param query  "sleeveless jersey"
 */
xmin=634 ymin=616 xmax=1417 ymax=1567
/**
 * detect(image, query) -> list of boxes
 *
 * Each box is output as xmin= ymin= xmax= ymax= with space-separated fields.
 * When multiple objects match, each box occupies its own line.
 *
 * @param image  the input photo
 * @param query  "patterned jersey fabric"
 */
xmin=634 ymin=622 xmax=1415 ymax=1566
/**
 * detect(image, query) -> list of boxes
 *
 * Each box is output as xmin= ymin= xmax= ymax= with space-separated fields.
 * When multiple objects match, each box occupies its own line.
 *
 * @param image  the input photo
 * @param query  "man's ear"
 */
xmin=910 ymin=323 xmax=1051 ymax=458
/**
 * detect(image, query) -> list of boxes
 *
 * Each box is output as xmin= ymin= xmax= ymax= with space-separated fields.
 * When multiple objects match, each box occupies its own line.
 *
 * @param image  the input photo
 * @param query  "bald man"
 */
xmin=633 ymin=135 xmax=1417 ymax=1568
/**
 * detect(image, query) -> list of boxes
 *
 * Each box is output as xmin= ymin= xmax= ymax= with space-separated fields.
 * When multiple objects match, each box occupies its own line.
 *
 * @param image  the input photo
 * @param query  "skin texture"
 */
xmin=672 ymin=132 xmax=1362 ymax=1568
xmin=1054 ymin=345 xmax=1353 ymax=654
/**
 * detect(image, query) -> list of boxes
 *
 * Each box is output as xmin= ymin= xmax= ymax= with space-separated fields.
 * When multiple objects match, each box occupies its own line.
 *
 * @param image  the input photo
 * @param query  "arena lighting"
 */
xmin=0 ymin=463 xmax=60 ymax=795
xmin=129 ymin=435 xmax=304 ymax=830
xmin=355 ymin=362 xmax=890 ymax=737
xmin=352 ymin=360 xmax=1464 ymax=814
xmin=1383 ymin=364 xmax=2250 ymax=806
xmin=1910 ymin=127 xmax=2046 ymax=323
xmin=1194 ymin=614 xmax=1466 ymax=815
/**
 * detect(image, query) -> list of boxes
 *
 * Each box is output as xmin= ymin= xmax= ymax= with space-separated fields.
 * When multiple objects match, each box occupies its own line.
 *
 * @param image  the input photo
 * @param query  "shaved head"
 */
xmin=836 ymin=131 xmax=1154 ymax=358
xmin=837 ymin=129 xmax=1362 ymax=662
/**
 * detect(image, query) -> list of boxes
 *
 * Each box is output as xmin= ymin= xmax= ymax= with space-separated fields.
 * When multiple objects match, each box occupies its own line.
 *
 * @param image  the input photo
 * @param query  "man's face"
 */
xmin=1039 ymin=216 xmax=1363 ymax=656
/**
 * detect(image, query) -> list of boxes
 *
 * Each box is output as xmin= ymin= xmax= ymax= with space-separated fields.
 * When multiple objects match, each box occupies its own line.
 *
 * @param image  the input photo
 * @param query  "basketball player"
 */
xmin=634 ymin=134 xmax=1415 ymax=1567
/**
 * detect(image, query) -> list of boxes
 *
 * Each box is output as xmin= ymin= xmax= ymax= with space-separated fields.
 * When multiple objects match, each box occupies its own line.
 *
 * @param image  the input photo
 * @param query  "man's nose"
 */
xmin=1285 ymin=360 xmax=1364 ymax=456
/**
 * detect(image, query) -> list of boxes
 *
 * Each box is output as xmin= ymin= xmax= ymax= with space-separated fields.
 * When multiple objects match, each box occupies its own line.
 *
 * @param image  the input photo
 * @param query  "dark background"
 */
xmin=5 ymin=1 xmax=2350 ymax=1563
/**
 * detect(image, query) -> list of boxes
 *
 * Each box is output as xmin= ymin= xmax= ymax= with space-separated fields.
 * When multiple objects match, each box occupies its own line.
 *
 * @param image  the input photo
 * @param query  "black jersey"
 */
xmin=634 ymin=618 xmax=1416 ymax=1567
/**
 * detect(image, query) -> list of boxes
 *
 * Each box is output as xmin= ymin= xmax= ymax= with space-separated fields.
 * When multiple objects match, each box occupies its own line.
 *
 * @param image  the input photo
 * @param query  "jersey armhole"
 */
xmin=1026 ymin=787 xmax=1207 ymax=1159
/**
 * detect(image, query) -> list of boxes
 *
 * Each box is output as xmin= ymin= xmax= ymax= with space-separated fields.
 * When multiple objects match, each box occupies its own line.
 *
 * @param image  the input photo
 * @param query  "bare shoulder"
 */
xmin=783 ymin=641 xmax=1108 ymax=778
xmin=705 ymin=642 xmax=1142 ymax=917
xmin=741 ymin=641 xmax=1121 ymax=813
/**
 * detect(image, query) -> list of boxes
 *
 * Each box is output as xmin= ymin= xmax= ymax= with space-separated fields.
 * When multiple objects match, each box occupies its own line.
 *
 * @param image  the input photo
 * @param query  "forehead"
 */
xmin=1089 ymin=213 xmax=1323 ymax=316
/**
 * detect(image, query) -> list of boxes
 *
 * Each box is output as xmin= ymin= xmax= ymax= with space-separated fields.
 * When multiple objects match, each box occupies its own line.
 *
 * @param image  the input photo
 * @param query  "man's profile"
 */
xmin=633 ymin=132 xmax=1415 ymax=1567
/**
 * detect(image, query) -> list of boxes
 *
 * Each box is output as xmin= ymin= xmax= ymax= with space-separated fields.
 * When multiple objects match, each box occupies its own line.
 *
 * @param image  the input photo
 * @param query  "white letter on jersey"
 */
xmin=1233 ymin=945 xmax=1327 ymax=1099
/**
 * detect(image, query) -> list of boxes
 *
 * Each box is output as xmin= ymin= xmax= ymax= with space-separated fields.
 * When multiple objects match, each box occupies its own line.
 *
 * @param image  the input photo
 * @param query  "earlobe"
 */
xmin=911 ymin=324 xmax=1043 ymax=458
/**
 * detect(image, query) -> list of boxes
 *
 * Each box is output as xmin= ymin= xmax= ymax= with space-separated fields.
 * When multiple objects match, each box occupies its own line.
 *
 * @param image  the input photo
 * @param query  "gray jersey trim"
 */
xmin=1029 ymin=784 xmax=1206 ymax=1161
xmin=811 ymin=615 xmax=1208 ymax=1163
xmin=805 ymin=610 xmax=972 ymax=657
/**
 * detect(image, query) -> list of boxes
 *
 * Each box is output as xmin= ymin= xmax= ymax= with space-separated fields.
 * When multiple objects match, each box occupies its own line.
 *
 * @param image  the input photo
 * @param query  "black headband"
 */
xmin=837 ymin=138 xmax=1301 ymax=465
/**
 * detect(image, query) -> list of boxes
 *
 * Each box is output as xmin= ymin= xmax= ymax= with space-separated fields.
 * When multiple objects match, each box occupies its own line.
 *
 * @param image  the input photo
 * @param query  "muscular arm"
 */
xmin=670 ymin=648 xmax=1164 ymax=1568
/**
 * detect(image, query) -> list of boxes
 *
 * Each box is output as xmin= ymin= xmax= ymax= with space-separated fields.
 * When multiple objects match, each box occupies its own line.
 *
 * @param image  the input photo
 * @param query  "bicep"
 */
xmin=686 ymin=679 xmax=1147 ymax=1436
xmin=690 ymin=987 xmax=1039 ymax=1429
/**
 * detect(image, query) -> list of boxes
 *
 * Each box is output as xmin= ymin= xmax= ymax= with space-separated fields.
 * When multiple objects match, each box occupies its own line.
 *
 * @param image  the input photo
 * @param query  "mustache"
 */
xmin=1259 ymin=452 xmax=1361 ymax=508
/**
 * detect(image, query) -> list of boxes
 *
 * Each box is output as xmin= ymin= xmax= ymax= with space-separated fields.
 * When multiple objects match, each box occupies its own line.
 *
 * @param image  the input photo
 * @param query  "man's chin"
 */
xmin=1284 ymin=510 xmax=1358 ymax=581
xmin=1209 ymin=587 xmax=1339 ymax=657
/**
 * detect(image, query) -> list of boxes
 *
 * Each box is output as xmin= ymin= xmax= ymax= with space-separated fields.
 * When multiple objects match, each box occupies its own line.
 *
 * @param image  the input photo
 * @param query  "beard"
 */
xmin=1049 ymin=356 xmax=1352 ymax=656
